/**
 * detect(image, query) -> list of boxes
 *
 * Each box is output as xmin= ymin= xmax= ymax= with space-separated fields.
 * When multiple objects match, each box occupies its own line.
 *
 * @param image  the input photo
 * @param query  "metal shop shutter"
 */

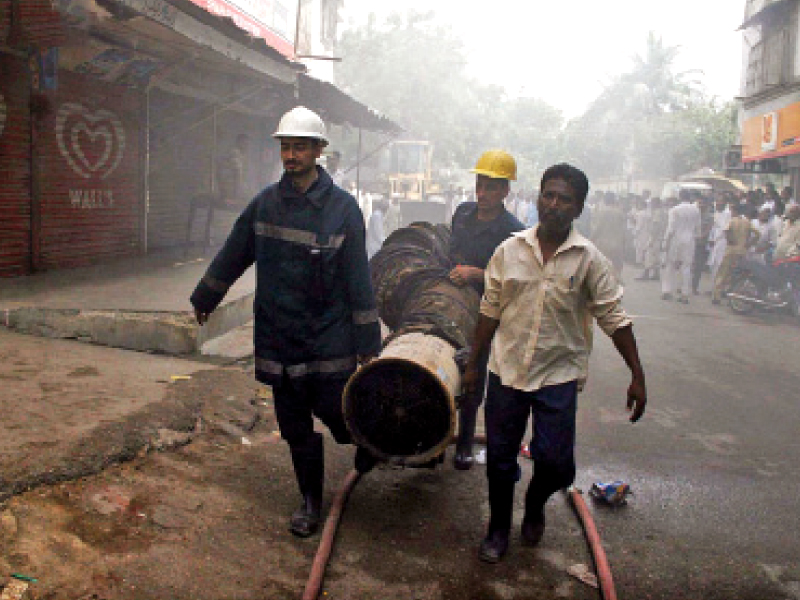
xmin=0 ymin=54 xmax=32 ymax=277
xmin=34 ymin=69 xmax=143 ymax=270
xmin=146 ymin=87 xmax=215 ymax=250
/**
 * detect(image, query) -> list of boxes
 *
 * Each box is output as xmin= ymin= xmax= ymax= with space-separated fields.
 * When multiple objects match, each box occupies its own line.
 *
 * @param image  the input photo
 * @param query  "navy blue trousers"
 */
xmin=272 ymin=373 xmax=352 ymax=448
xmin=484 ymin=372 xmax=578 ymax=492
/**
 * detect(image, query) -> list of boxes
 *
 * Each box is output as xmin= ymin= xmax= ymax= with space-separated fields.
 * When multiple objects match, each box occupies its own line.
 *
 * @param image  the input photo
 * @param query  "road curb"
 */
xmin=2 ymin=293 xmax=254 ymax=355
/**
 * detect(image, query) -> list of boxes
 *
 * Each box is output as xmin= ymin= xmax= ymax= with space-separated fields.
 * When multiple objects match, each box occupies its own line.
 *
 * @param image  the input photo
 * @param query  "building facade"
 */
xmin=735 ymin=0 xmax=800 ymax=191
xmin=0 ymin=0 xmax=398 ymax=278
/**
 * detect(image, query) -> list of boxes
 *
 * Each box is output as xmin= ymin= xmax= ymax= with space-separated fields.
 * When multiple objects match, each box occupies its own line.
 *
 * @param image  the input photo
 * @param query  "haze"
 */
xmin=340 ymin=0 xmax=744 ymax=117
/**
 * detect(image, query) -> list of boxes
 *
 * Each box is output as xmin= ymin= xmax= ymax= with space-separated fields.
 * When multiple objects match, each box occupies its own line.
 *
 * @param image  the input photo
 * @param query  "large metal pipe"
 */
xmin=343 ymin=332 xmax=458 ymax=465
xmin=343 ymin=223 xmax=480 ymax=465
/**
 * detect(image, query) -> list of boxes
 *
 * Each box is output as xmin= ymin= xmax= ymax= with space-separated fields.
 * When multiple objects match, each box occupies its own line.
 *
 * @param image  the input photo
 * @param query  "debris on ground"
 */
xmin=589 ymin=480 xmax=632 ymax=506
xmin=566 ymin=563 xmax=599 ymax=588
xmin=0 ymin=579 xmax=29 ymax=600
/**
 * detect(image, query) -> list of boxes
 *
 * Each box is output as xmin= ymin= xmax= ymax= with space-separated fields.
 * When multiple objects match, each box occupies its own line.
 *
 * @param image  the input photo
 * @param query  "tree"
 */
xmin=553 ymin=32 xmax=733 ymax=185
xmin=334 ymin=11 xmax=563 ymax=187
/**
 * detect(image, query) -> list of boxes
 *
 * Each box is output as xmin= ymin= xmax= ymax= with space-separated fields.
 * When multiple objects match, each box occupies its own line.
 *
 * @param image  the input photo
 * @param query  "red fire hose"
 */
xmin=302 ymin=452 xmax=619 ymax=600
xmin=566 ymin=486 xmax=618 ymax=600
xmin=302 ymin=469 xmax=362 ymax=600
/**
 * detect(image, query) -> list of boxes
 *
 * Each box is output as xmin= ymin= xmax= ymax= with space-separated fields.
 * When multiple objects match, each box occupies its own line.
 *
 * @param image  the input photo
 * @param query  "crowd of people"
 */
xmin=570 ymin=183 xmax=800 ymax=306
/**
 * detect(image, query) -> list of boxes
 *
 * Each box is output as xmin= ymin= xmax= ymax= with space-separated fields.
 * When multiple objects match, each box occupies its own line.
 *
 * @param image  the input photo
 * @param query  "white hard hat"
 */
xmin=272 ymin=106 xmax=328 ymax=146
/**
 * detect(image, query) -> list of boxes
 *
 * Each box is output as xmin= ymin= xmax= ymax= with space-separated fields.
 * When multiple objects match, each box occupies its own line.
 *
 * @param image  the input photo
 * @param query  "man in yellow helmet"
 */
xmin=448 ymin=149 xmax=525 ymax=470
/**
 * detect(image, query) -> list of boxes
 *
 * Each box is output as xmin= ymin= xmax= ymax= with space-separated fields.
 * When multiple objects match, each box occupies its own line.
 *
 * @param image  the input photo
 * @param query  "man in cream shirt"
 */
xmin=463 ymin=163 xmax=647 ymax=564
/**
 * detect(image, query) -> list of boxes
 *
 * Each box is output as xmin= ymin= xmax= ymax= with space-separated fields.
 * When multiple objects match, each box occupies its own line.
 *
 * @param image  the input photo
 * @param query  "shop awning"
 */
xmin=738 ymin=0 xmax=797 ymax=30
xmin=298 ymin=73 xmax=403 ymax=134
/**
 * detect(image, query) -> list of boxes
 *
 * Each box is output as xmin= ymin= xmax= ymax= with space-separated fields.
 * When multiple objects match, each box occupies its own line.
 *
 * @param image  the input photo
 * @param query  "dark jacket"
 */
xmin=190 ymin=167 xmax=381 ymax=385
xmin=448 ymin=201 xmax=525 ymax=293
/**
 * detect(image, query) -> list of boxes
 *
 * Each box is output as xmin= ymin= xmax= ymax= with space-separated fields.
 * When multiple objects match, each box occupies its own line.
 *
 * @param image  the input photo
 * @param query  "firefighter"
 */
xmin=190 ymin=106 xmax=381 ymax=538
xmin=448 ymin=149 xmax=524 ymax=470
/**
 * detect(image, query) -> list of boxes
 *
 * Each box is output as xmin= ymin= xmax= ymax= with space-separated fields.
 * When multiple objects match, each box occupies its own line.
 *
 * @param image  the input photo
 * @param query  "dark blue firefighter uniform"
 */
xmin=191 ymin=166 xmax=381 ymax=386
xmin=448 ymin=201 xmax=524 ymax=465
xmin=448 ymin=201 xmax=525 ymax=295
xmin=190 ymin=167 xmax=381 ymax=504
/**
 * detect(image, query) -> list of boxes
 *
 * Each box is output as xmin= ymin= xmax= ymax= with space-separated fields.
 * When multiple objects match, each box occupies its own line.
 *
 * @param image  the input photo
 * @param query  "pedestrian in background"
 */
xmin=708 ymin=194 xmax=732 ymax=292
xmin=591 ymin=191 xmax=626 ymax=280
xmin=633 ymin=196 xmax=652 ymax=266
xmin=749 ymin=207 xmax=779 ymax=265
xmin=636 ymin=197 xmax=667 ymax=281
xmin=366 ymin=198 xmax=387 ymax=259
xmin=661 ymin=188 xmax=700 ymax=304
xmin=190 ymin=106 xmax=381 ymax=539
xmin=691 ymin=194 xmax=714 ymax=295
xmin=383 ymin=196 xmax=402 ymax=237
xmin=712 ymin=202 xmax=760 ymax=305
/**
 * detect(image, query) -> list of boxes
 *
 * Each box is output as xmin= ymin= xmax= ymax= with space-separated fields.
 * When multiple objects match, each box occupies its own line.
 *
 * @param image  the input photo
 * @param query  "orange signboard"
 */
xmin=742 ymin=101 xmax=800 ymax=161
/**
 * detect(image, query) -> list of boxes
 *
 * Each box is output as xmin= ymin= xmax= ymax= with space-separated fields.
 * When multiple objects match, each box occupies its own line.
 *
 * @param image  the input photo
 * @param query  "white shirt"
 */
xmin=665 ymin=201 xmax=701 ymax=244
xmin=481 ymin=226 xmax=631 ymax=392
xmin=748 ymin=218 xmax=779 ymax=262
xmin=709 ymin=207 xmax=732 ymax=243
xmin=366 ymin=208 xmax=385 ymax=259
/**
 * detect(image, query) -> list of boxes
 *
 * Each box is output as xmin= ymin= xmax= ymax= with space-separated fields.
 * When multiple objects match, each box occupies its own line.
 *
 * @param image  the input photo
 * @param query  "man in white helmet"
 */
xmin=448 ymin=149 xmax=525 ymax=471
xmin=190 ymin=106 xmax=381 ymax=538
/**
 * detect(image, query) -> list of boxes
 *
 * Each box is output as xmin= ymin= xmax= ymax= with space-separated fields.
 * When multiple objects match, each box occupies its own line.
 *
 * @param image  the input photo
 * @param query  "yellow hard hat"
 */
xmin=470 ymin=149 xmax=516 ymax=181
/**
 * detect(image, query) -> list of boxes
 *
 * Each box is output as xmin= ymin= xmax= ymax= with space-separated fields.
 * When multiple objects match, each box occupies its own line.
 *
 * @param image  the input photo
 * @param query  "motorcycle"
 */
xmin=726 ymin=255 xmax=800 ymax=319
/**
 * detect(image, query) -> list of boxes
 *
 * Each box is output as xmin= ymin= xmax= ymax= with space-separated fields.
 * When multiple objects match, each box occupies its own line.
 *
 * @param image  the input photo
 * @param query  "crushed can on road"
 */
xmin=589 ymin=480 xmax=632 ymax=506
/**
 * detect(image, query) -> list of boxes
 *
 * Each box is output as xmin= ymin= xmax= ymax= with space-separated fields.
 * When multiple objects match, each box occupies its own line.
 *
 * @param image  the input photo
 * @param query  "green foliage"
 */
xmin=553 ymin=32 xmax=736 ymax=182
xmin=334 ymin=11 xmax=563 ymax=189
xmin=335 ymin=18 xmax=736 ymax=190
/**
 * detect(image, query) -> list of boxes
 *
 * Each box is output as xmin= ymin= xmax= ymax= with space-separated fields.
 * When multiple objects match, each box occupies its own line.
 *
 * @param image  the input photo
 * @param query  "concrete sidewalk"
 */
xmin=0 ymin=327 xmax=218 ymax=502
xmin=0 ymin=249 xmax=256 ymax=355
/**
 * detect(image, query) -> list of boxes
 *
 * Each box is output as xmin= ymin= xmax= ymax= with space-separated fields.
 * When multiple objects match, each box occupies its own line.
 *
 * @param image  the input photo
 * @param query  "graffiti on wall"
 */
xmin=55 ymin=103 xmax=126 ymax=209
xmin=56 ymin=102 xmax=126 ymax=180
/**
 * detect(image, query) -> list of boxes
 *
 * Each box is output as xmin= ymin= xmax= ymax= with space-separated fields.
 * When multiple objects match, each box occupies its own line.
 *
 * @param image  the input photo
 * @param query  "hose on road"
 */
xmin=566 ymin=486 xmax=618 ymax=600
xmin=302 ymin=469 xmax=362 ymax=600
xmin=302 ymin=444 xmax=618 ymax=600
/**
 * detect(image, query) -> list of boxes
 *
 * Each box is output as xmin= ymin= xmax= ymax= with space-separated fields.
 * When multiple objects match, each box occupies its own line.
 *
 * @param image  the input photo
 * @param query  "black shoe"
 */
xmin=661 ymin=293 xmax=673 ymax=301
xmin=355 ymin=446 xmax=377 ymax=474
xmin=521 ymin=512 xmax=545 ymax=547
xmin=678 ymin=295 xmax=689 ymax=304
xmin=289 ymin=496 xmax=321 ymax=538
xmin=711 ymin=298 xmax=721 ymax=305
xmin=453 ymin=449 xmax=474 ymax=471
xmin=479 ymin=529 xmax=509 ymax=563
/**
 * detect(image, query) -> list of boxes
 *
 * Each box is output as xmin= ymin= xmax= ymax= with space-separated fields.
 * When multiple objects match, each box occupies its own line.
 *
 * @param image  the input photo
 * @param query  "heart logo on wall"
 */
xmin=55 ymin=102 xmax=126 ymax=180
xmin=0 ymin=93 xmax=6 ymax=139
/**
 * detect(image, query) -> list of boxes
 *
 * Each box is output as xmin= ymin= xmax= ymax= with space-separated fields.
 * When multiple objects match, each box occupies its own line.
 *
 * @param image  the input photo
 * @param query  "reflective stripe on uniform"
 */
xmin=254 ymin=358 xmax=284 ymax=375
xmin=254 ymin=222 xmax=345 ymax=249
xmin=352 ymin=308 xmax=379 ymax=325
xmin=202 ymin=275 xmax=231 ymax=293
xmin=255 ymin=356 xmax=357 ymax=378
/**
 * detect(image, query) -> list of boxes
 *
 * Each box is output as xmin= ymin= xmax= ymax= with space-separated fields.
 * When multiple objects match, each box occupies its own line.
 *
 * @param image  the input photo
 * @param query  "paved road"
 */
xmin=1 ymin=268 xmax=798 ymax=600
xmin=571 ymin=271 xmax=800 ymax=599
